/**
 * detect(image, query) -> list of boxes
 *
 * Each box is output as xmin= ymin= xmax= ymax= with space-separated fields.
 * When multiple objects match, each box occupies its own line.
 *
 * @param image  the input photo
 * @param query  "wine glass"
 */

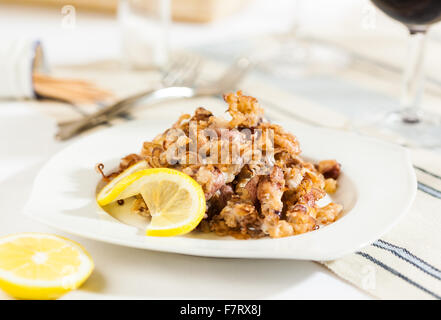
xmin=251 ymin=0 xmax=350 ymax=78
xmin=369 ymin=0 xmax=441 ymax=147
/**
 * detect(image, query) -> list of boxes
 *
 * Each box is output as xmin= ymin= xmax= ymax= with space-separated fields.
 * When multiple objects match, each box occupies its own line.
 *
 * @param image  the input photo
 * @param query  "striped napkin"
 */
xmin=33 ymin=55 xmax=441 ymax=300
xmin=324 ymin=150 xmax=441 ymax=300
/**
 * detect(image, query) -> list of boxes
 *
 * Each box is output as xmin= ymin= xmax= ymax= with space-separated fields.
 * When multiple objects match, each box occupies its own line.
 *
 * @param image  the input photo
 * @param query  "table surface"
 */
xmin=0 ymin=105 xmax=371 ymax=300
xmin=5 ymin=0 xmax=441 ymax=299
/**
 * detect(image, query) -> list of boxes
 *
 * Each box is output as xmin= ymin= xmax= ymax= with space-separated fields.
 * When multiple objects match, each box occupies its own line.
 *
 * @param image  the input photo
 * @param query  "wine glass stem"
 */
xmin=400 ymin=30 xmax=427 ymax=124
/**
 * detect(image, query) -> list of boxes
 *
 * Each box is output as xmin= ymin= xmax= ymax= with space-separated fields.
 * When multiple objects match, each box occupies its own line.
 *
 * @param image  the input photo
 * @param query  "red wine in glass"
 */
xmin=372 ymin=0 xmax=441 ymax=27
xmin=370 ymin=0 xmax=441 ymax=146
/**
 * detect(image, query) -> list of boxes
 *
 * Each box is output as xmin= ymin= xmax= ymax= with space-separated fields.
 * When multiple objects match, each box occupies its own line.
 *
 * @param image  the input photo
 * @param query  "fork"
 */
xmin=56 ymin=55 xmax=202 ymax=141
xmin=56 ymin=57 xmax=254 ymax=141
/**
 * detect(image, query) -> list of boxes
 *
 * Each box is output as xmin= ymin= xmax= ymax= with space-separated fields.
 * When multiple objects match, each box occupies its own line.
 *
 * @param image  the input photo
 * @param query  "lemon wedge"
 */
xmin=0 ymin=233 xmax=94 ymax=300
xmin=97 ymin=168 xmax=206 ymax=237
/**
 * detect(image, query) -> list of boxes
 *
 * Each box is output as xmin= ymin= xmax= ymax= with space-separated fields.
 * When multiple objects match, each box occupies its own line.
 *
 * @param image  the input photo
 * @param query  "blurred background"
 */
xmin=2 ymin=0 xmax=441 ymax=66
xmin=1 ymin=0 xmax=441 ymax=145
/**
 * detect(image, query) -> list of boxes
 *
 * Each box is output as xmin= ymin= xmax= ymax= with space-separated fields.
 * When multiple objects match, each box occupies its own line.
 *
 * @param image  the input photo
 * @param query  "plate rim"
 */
xmin=23 ymin=119 xmax=417 ymax=261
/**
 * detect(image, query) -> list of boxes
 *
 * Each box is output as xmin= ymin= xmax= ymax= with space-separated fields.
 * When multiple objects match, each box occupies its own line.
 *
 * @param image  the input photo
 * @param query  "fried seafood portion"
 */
xmin=102 ymin=91 xmax=343 ymax=239
xmin=316 ymin=203 xmax=343 ymax=225
xmin=120 ymin=153 xmax=144 ymax=171
xmin=286 ymin=204 xmax=318 ymax=235
xmin=212 ymin=195 xmax=262 ymax=239
xmin=225 ymin=91 xmax=263 ymax=128
xmin=131 ymin=195 xmax=150 ymax=218
xmin=317 ymin=159 xmax=341 ymax=180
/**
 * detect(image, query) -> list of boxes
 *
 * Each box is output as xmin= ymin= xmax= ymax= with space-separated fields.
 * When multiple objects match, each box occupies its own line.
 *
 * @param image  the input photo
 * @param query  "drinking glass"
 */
xmin=252 ymin=0 xmax=350 ymax=78
xmin=119 ymin=0 xmax=171 ymax=69
xmin=370 ymin=0 xmax=441 ymax=147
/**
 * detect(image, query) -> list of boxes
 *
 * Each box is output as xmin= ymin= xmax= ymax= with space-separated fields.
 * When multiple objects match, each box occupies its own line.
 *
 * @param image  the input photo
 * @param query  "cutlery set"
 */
xmin=56 ymin=56 xmax=254 ymax=140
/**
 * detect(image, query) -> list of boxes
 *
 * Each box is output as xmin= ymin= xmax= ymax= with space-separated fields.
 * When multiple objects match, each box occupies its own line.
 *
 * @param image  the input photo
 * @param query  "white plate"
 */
xmin=24 ymin=119 xmax=416 ymax=261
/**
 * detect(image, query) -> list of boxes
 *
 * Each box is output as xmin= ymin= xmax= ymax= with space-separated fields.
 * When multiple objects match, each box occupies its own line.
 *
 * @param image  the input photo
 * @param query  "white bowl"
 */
xmin=24 ymin=119 xmax=416 ymax=261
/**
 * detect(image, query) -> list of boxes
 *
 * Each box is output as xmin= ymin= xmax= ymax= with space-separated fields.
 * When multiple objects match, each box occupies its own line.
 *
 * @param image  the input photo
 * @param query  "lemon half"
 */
xmin=0 ymin=233 xmax=94 ymax=300
xmin=97 ymin=168 xmax=206 ymax=237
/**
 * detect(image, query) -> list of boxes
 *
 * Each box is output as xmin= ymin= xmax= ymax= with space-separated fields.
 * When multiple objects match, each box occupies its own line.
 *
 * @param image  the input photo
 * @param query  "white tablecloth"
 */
xmin=2 ymin=0 xmax=441 ymax=300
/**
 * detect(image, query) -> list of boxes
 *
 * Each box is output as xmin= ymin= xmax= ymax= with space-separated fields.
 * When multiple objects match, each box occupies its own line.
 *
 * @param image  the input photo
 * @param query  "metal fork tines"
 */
xmin=56 ymin=54 xmax=202 ymax=141
xmin=56 ymin=57 xmax=254 ymax=141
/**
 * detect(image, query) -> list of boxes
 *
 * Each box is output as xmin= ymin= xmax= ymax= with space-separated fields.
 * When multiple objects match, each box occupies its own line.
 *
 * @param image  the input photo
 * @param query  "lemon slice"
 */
xmin=0 ymin=233 xmax=94 ymax=300
xmin=97 ymin=168 xmax=206 ymax=237
xmin=97 ymin=160 xmax=149 ymax=201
